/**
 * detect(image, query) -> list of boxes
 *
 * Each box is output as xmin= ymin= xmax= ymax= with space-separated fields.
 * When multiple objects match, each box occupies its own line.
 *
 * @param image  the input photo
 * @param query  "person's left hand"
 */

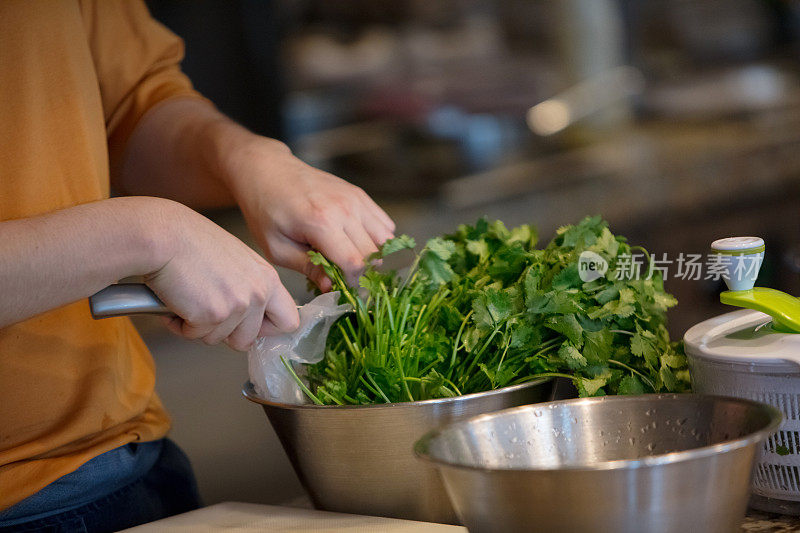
xmin=224 ymin=137 xmax=395 ymax=291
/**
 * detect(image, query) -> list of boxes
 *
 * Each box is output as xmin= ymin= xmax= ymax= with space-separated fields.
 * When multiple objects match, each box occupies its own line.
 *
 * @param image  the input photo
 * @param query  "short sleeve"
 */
xmin=80 ymin=0 xmax=207 ymax=173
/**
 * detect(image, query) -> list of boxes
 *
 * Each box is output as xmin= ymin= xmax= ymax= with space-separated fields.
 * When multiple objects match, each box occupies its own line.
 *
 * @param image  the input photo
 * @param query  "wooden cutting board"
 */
xmin=122 ymin=502 xmax=468 ymax=533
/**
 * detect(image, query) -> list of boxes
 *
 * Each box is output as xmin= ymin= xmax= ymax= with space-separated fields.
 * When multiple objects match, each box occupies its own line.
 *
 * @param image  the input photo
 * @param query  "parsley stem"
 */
xmin=511 ymin=373 xmax=574 ymax=384
xmin=337 ymin=321 xmax=362 ymax=361
xmin=461 ymin=323 xmax=503 ymax=386
xmin=525 ymin=341 xmax=560 ymax=361
xmin=443 ymin=377 xmax=462 ymax=396
xmin=418 ymin=358 xmax=441 ymax=377
xmin=364 ymin=369 xmax=391 ymax=403
xmin=448 ymin=310 xmax=473 ymax=379
xmin=358 ymin=376 xmax=381 ymax=398
xmin=608 ymin=359 xmax=656 ymax=391
xmin=395 ymin=348 xmax=415 ymax=402
xmin=400 ymin=253 xmax=422 ymax=291
xmin=496 ymin=323 xmax=511 ymax=373
xmin=280 ymin=356 xmax=323 ymax=405
xmin=610 ymin=329 xmax=634 ymax=336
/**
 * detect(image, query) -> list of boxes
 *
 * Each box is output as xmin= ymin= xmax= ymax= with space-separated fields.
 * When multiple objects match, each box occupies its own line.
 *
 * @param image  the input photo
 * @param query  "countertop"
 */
xmin=122 ymin=502 xmax=466 ymax=532
xmin=120 ymin=501 xmax=800 ymax=532
xmin=742 ymin=511 xmax=800 ymax=532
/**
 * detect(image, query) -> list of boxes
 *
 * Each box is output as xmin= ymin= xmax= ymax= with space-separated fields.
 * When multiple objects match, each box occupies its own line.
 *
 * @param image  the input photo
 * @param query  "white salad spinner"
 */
xmin=685 ymin=237 xmax=800 ymax=514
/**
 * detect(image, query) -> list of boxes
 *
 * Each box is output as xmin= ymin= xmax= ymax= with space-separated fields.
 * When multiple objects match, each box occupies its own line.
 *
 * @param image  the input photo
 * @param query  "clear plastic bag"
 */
xmin=247 ymin=291 xmax=351 ymax=404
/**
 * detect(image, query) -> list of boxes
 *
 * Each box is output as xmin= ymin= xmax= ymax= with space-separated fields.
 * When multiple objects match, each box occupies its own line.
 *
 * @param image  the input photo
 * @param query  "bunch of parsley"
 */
xmin=290 ymin=216 xmax=689 ymax=405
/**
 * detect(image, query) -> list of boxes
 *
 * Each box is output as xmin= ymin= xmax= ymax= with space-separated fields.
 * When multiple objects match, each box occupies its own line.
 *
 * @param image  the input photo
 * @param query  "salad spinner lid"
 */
xmin=683 ymin=309 xmax=800 ymax=368
xmin=684 ymin=236 xmax=800 ymax=368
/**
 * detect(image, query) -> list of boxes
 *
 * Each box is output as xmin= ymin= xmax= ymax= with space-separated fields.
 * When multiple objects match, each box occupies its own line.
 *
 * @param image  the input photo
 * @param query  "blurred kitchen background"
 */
xmin=138 ymin=0 xmax=800 ymax=507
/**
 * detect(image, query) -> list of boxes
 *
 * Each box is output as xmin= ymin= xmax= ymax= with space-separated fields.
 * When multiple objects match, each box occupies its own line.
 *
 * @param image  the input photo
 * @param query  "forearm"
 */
xmin=117 ymin=98 xmax=290 ymax=210
xmin=0 ymin=196 xmax=171 ymax=327
xmin=117 ymin=97 xmax=395 ymax=293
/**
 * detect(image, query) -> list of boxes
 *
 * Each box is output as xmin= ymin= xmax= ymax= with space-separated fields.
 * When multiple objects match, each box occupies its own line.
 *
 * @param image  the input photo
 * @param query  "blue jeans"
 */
xmin=0 ymin=439 xmax=201 ymax=532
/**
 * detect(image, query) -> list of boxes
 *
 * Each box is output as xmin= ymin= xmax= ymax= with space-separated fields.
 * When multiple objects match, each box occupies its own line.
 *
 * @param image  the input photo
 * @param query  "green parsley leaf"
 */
xmin=558 ymin=342 xmax=587 ymax=370
xmin=617 ymin=375 xmax=645 ymax=395
xmin=545 ymin=314 xmax=583 ymax=346
xmin=576 ymin=376 xmax=607 ymax=397
xmin=380 ymin=235 xmax=416 ymax=257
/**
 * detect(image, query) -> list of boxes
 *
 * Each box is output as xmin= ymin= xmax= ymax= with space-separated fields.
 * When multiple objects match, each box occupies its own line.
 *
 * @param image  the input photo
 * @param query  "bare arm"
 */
xmin=119 ymin=98 xmax=396 ymax=288
xmin=116 ymin=98 xmax=252 ymax=210
xmin=0 ymin=196 xmax=298 ymax=349
xmin=0 ymin=196 xmax=164 ymax=327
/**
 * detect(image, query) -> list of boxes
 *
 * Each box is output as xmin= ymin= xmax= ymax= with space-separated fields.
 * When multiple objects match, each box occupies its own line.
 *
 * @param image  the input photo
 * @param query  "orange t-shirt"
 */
xmin=0 ymin=0 xmax=203 ymax=509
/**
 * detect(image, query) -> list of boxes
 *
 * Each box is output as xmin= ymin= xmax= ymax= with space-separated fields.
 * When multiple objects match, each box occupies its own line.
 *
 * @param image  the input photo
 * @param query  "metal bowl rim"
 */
xmin=241 ymin=377 xmax=552 ymax=410
xmin=414 ymin=393 xmax=782 ymax=473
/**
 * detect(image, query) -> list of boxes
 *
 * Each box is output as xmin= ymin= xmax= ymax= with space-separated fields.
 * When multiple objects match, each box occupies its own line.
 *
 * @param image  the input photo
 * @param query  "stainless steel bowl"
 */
xmin=243 ymin=378 xmax=555 ymax=524
xmin=415 ymin=394 xmax=782 ymax=533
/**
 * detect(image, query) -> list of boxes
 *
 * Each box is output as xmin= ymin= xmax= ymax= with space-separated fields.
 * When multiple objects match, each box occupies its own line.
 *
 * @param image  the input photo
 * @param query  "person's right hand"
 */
xmin=143 ymin=199 xmax=299 ymax=351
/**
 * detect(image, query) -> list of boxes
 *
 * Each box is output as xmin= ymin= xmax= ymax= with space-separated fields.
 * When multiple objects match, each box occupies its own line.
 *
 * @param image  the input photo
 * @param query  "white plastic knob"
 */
xmin=710 ymin=237 xmax=765 ymax=292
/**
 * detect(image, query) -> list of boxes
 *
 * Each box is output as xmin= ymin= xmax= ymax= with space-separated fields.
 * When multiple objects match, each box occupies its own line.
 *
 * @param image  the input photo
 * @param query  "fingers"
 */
xmin=313 ymin=271 xmax=332 ymax=292
xmin=161 ymin=315 xmax=184 ymax=337
xmin=357 ymin=188 xmax=395 ymax=234
xmin=264 ymin=232 xmax=310 ymax=272
xmin=180 ymin=321 xmax=217 ymax=341
xmin=345 ymin=223 xmax=380 ymax=264
xmin=305 ymin=226 xmax=366 ymax=283
xmin=249 ymin=180 xmax=396 ymax=291
xmin=303 ymin=196 xmax=389 ymax=281
xmin=202 ymin=309 xmax=247 ymax=346
xmin=178 ymin=311 xmax=239 ymax=345
xmin=342 ymin=222 xmax=382 ymax=284
xmin=225 ymin=302 xmax=268 ymax=351
xmin=288 ymin=213 xmax=391 ymax=287
xmin=163 ymin=315 xmax=243 ymax=347
xmin=360 ymin=208 xmax=394 ymax=247
xmin=266 ymin=232 xmax=331 ymax=291
xmin=263 ymin=278 xmax=300 ymax=333
xmin=257 ymin=319 xmax=286 ymax=337
xmin=159 ymin=265 xmax=299 ymax=349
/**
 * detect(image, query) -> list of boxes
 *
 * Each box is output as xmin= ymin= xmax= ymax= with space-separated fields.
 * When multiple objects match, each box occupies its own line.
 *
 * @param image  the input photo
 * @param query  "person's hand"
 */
xmin=143 ymin=199 xmax=299 ymax=351
xmin=223 ymin=138 xmax=395 ymax=290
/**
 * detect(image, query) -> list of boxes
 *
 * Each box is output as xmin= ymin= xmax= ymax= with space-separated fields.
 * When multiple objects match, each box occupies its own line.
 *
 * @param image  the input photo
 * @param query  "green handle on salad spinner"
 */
xmin=720 ymin=288 xmax=800 ymax=333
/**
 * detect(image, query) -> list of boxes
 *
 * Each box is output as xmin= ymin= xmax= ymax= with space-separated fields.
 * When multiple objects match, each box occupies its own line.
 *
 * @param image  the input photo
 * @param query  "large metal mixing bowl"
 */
xmin=243 ymin=378 xmax=555 ymax=524
xmin=415 ymin=394 xmax=781 ymax=533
